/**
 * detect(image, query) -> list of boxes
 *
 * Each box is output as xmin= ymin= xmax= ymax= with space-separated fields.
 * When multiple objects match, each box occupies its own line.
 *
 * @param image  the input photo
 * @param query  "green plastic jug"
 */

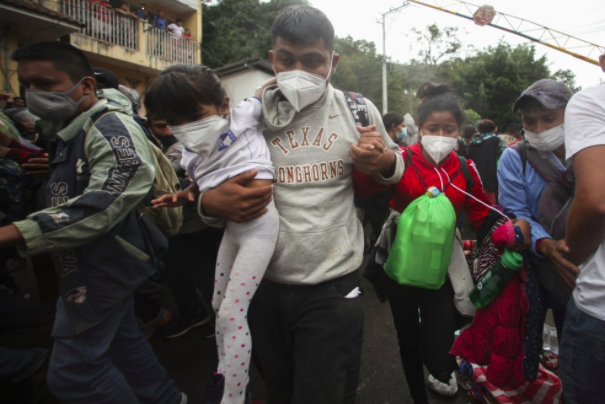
xmin=384 ymin=187 xmax=457 ymax=289
xmin=469 ymin=249 xmax=523 ymax=308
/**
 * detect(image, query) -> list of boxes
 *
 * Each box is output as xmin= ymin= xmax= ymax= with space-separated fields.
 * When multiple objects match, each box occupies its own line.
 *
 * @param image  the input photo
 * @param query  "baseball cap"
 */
xmin=93 ymin=67 xmax=119 ymax=90
xmin=512 ymin=79 xmax=573 ymax=112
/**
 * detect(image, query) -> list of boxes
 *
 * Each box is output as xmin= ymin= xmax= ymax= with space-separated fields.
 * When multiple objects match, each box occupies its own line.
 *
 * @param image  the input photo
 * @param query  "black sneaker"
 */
xmin=164 ymin=313 xmax=211 ymax=339
xmin=201 ymin=373 xmax=224 ymax=404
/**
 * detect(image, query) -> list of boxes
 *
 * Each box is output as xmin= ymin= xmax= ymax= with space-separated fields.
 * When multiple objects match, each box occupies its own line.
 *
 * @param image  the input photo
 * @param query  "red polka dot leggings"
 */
xmin=213 ymin=200 xmax=279 ymax=404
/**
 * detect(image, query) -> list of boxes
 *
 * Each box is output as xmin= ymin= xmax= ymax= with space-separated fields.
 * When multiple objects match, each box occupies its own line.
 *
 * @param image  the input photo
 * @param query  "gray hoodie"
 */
xmin=201 ymin=84 xmax=403 ymax=285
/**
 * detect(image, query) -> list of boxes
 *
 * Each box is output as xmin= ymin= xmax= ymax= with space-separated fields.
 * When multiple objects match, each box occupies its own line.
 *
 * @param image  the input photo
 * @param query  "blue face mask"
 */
xmin=397 ymin=127 xmax=408 ymax=141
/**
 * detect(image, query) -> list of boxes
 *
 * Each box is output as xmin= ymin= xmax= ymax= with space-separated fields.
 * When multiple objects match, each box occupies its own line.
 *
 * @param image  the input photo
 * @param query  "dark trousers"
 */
xmin=165 ymin=228 xmax=221 ymax=319
xmin=248 ymin=271 xmax=364 ymax=404
xmin=560 ymin=298 xmax=605 ymax=404
xmin=354 ymin=189 xmax=390 ymax=238
xmin=48 ymin=296 xmax=181 ymax=404
xmin=386 ymin=278 xmax=458 ymax=404
xmin=539 ymin=283 xmax=568 ymax=340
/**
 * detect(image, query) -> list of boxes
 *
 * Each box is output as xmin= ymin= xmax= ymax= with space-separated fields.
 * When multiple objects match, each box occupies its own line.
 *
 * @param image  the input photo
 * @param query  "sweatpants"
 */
xmin=213 ymin=200 xmax=279 ymax=404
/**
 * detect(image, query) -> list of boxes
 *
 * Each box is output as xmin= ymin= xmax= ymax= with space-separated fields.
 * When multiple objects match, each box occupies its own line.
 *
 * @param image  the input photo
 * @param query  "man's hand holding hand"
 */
xmin=538 ymin=238 xmax=580 ymax=291
xmin=350 ymin=125 xmax=396 ymax=176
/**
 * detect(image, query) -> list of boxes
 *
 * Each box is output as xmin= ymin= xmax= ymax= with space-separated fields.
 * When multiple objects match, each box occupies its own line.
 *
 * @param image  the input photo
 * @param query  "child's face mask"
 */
xmin=169 ymin=115 xmax=229 ymax=158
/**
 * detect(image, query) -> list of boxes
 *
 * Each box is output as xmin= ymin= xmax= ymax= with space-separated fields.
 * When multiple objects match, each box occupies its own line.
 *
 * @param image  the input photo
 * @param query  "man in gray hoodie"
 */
xmin=200 ymin=6 xmax=403 ymax=403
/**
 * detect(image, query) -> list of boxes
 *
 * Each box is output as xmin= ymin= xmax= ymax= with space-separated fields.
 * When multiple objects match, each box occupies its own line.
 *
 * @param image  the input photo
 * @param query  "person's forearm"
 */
xmin=0 ymin=224 xmax=24 ymax=248
xmin=378 ymin=150 xmax=396 ymax=177
xmin=200 ymin=187 xmax=220 ymax=218
xmin=566 ymin=197 xmax=605 ymax=265
xmin=185 ymin=182 xmax=200 ymax=198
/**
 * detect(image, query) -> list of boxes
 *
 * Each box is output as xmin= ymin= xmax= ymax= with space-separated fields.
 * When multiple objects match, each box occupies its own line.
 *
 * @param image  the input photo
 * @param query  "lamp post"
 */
xmin=379 ymin=2 xmax=410 ymax=114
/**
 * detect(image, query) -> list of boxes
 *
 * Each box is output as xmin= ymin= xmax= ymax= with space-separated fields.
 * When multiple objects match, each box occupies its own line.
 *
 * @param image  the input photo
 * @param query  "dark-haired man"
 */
xmin=0 ymin=41 xmax=185 ymax=404
xmin=498 ymin=79 xmax=575 ymax=346
xmin=199 ymin=5 xmax=402 ymax=404
xmin=467 ymin=118 xmax=508 ymax=204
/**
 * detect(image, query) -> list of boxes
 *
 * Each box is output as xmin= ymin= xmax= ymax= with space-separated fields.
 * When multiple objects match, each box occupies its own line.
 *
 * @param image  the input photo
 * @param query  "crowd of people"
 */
xmin=78 ymin=0 xmax=192 ymax=59
xmin=0 ymin=4 xmax=604 ymax=404
xmin=90 ymin=0 xmax=192 ymax=38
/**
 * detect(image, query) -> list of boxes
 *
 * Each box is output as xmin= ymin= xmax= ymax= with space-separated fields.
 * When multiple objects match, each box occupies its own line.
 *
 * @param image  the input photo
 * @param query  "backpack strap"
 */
xmin=405 ymin=147 xmax=474 ymax=195
xmin=345 ymin=91 xmax=370 ymax=128
xmin=404 ymin=147 xmax=413 ymax=173
xmin=512 ymin=140 xmax=528 ymax=176
xmin=457 ymin=155 xmax=475 ymax=195
xmin=512 ymin=140 xmax=560 ymax=183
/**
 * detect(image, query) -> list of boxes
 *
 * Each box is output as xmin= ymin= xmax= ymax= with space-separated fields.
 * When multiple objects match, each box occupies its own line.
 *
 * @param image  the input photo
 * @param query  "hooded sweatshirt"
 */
xmin=200 ymin=84 xmax=403 ymax=285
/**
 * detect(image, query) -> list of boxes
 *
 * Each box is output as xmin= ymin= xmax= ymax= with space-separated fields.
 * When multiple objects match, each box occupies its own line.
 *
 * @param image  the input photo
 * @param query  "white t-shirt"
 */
xmin=180 ymin=97 xmax=274 ymax=191
xmin=564 ymin=84 xmax=605 ymax=321
xmin=167 ymin=24 xmax=184 ymax=37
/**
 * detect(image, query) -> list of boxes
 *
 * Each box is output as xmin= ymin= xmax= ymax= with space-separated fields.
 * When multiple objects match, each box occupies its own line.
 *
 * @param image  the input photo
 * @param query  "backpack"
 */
xmin=512 ymin=140 xmax=574 ymax=305
xmin=384 ymin=186 xmax=457 ymax=289
xmin=140 ymin=141 xmax=183 ymax=238
xmin=344 ymin=91 xmax=370 ymax=127
xmin=382 ymin=148 xmax=475 ymax=289
xmin=88 ymin=111 xmax=183 ymax=238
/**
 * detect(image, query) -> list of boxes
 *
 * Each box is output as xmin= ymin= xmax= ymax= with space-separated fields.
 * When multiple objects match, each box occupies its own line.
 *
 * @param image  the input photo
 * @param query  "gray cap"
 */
xmin=512 ymin=79 xmax=573 ymax=112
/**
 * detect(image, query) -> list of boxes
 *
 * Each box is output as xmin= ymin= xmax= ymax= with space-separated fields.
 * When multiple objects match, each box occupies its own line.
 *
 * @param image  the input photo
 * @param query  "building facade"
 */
xmin=213 ymin=58 xmax=274 ymax=105
xmin=1 ymin=0 xmax=201 ymax=104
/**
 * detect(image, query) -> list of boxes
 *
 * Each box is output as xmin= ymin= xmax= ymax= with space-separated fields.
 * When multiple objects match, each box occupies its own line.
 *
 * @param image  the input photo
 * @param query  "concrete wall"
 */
xmin=221 ymin=69 xmax=274 ymax=106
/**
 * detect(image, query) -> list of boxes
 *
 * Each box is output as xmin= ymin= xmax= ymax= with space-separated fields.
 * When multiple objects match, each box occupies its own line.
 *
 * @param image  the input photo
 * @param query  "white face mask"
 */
xmin=275 ymin=52 xmax=334 ymax=112
xmin=421 ymin=135 xmax=457 ymax=164
xmin=524 ymin=124 xmax=565 ymax=152
xmin=168 ymin=115 xmax=229 ymax=158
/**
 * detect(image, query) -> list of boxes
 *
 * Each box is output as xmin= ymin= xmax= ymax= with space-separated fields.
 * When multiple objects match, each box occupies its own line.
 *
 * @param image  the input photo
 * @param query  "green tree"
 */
xmin=410 ymin=24 xmax=462 ymax=66
xmin=444 ymin=42 xmax=553 ymax=127
xmin=331 ymin=36 xmax=409 ymax=114
xmin=552 ymin=68 xmax=582 ymax=92
xmin=201 ymin=0 xmax=308 ymax=68
xmin=464 ymin=109 xmax=481 ymax=126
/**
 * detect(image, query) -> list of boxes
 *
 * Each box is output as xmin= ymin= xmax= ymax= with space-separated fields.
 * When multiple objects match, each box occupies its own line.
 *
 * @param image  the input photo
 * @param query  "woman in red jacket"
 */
xmin=359 ymin=83 xmax=491 ymax=403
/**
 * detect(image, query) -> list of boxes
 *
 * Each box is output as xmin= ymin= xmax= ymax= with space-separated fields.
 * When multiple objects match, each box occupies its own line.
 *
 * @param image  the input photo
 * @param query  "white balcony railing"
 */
xmin=146 ymin=27 xmax=197 ymax=64
xmin=60 ymin=0 xmax=139 ymax=51
xmin=59 ymin=0 xmax=198 ymax=65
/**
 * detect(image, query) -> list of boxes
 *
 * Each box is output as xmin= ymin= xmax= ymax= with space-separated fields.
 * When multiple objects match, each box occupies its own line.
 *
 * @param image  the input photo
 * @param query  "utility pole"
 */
xmin=379 ymin=2 xmax=410 ymax=114
xmin=382 ymin=13 xmax=387 ymax=114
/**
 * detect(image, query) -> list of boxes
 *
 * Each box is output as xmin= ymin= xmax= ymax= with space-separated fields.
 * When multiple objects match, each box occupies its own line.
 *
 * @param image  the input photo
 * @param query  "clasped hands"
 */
xmin=350 ymin=125 xmax=395 ymax=176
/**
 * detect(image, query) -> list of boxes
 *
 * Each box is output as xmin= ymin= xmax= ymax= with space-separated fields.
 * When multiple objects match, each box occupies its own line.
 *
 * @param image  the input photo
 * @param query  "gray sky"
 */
xmin=305 ymin=0 xmax=604 ymax=89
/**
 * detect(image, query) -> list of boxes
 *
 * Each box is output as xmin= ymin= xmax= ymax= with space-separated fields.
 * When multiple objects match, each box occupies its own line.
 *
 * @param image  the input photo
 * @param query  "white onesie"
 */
xmin=180 ymin=97 xmax=274 ymax=190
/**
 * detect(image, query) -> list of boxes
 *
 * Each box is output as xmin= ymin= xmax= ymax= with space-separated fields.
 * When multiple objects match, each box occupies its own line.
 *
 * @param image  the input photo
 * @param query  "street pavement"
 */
xmin=7 ymin=255 xmax=474 ymax=404
xmin=152 ymin=265 xmax=472 ymax=404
